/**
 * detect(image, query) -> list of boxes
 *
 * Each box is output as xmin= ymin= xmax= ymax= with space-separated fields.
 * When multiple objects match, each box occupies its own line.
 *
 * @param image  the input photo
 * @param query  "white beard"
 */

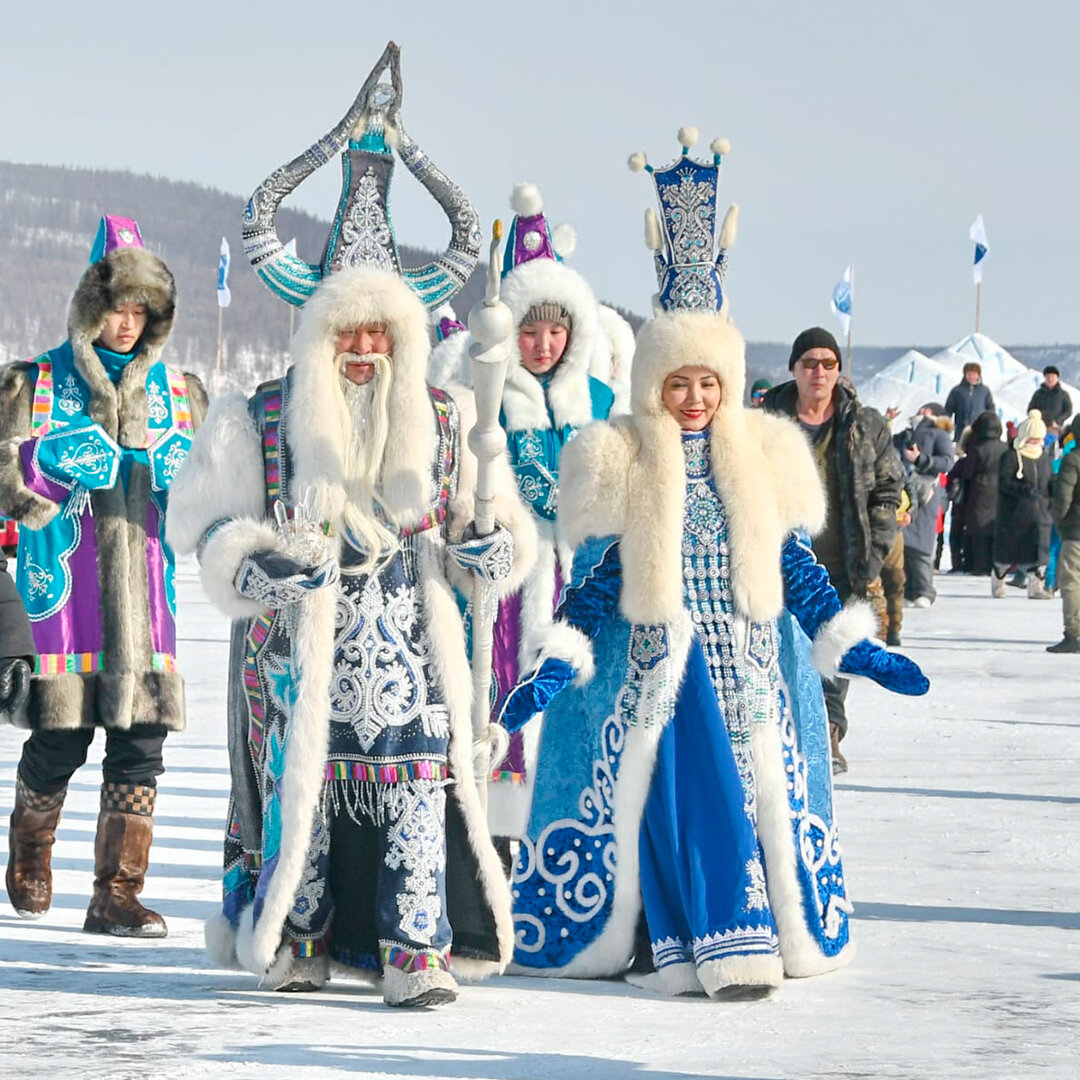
xmin=336 ymin=354 xmax=398 ymax=573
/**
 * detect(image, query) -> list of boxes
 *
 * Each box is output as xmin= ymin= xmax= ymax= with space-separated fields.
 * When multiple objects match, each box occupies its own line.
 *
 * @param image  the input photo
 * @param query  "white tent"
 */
xmin=859 ymin=333 xmax=1078 ymax=430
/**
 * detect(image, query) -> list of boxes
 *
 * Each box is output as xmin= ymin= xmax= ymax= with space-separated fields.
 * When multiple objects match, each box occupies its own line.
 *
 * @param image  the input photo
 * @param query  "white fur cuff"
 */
xmin=536 ymin=621 xmax=596 ymax=685
xmin=199 ymin=517 xmax=283 ymax=620
xmin=811 ymin=602 xmax=877 ymax=677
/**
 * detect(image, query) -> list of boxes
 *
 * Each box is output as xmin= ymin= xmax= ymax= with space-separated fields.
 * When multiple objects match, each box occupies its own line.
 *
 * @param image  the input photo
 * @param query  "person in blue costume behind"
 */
xmin=499 ymin=128 xmax=928 ymax=1000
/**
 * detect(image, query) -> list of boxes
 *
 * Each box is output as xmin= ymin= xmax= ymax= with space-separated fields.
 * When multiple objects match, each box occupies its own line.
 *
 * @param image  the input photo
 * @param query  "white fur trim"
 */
xmin=499 ymin=259 xmax=601 ymax=432
xmin=627 ymin=152 xmax=647 ymax=173
xmin=551 ymin=222 xmax=577 ymax=259
xmin=719 ymin=204 xmax=739 ymax=250
xmin=626 ymin=967 xmax=702 ymax=996
xmin=592 ymin=305 xmax=635 ymax=416
xmin=198 ymin=517 xmax=283 ymax=621
xmin=288 ymin=266 xmax=436 ymax=527
xmin=698 ymin=954 xmax=784 ymax=995
xmin=511 ymin=182 xmax=543 ymax=217
xmin=751 ymin=718 xmax=854 ymax=979
xmin=537 ymin=621 xmax=596 ymax=685
xmin=246 ymin=582 xmax=338 ymax=973
xmin=711 ymin=137 xmax=731 ymax=156
xmin=419 ymin=537 xmax=516 ymax=977
xmin=165 ymin=391 xmax=265 ymax=556
xmin=204 ymin=910 xmax=240 ymax=969
xmin=428 ymin=328 xmax=473 ymax=390
xmin=811 ymin=602 xmax=876 ymax=678
xmin=677 ymin=125 xmax=700 ymax=148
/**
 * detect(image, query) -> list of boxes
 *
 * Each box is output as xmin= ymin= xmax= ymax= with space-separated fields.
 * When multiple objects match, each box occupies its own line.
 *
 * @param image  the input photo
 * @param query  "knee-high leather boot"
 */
xmin=83 ymin=782 xmax=167 ymax=938
xmin=5 ymin=777 xmax=65 ymax=918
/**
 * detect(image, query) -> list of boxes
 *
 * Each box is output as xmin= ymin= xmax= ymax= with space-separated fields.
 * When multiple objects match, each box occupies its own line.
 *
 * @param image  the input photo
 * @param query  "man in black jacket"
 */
xmin=944 ymin=363 xmax=995 ymax=443
xmin=1048 ymin=422 xmax=1080 ymax=653
xmin=1028 ymin=366 xmax=1074 ymax=436
xmin=764 ymin=328 xmax=903 ymax=773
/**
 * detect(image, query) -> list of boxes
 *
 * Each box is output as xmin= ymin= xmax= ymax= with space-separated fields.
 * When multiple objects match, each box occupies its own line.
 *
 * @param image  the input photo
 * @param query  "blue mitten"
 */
xmin=448 ymin=522 xmax=514 ymax=584
xmin=497 ymin=657 xmax=576 ymax=733
xmin=839 ymin=639 xmax=929 ymax=696
xmin=34 ymin=421 xmax=120 ymax=490
xmin=234 ymin=550 xmax=340 ymax=608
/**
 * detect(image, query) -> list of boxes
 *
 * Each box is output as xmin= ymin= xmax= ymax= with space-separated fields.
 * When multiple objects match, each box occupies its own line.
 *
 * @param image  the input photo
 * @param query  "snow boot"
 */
xmin=1027 ymin=573 xmax=1053 ymax=600
xmin=829 ymin=723 xmax=848 ymax=775
xmin=5 ymin=777 xmax=65 ymax=918
xmin=990 ymin=573 xmax=1006 ymax=599
xmin=886 ymin=630 xmax=902 ymax=647
xmin=383 ymin=963 xmax=458 ymax=1008
xmin=83 ymin=783 xmax=167 ymax=938
xmin=267 ymin=946 xmax=330 ymax=992
xmin=1046 ymin=635 xmax=1080 ymax=654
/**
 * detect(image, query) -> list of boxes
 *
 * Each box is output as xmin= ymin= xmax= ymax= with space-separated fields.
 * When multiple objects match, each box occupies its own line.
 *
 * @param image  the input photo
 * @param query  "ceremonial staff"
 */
xmin=466 ymin=222 xmax=513 ymax=809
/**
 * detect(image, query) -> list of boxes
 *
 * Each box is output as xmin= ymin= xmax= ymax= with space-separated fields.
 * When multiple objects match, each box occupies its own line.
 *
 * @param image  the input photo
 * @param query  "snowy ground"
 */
xmin=1 ymin=568 xmax=1077 ymax=1080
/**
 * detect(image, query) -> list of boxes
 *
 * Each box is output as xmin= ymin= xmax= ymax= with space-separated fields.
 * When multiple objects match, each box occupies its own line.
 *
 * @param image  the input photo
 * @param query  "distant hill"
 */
xmin=2 ymin=161 xmax=1077 ymax=398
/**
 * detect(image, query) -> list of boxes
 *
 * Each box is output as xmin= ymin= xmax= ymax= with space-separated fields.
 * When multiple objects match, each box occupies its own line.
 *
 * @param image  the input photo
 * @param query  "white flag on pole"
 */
xmin=217 ymin=236 xmax=231 ymax=308
xmin=830 ymin=266 xmax=853 ymax=336
xmin=970 ymin=215 xmax=989 ymax=284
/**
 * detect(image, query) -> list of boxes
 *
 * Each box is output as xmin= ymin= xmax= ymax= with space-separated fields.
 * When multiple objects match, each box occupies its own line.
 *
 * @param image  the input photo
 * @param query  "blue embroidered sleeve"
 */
xmin=781 ymin=532 xmax=844 ymax=641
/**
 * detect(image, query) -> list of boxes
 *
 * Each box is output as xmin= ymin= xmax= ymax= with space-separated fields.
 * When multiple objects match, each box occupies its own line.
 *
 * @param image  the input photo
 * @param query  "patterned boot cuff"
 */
xmin=15 ymin=775 xmax=67 ymax=811
xmin=101 ymin=781 xmax=156 ymax=816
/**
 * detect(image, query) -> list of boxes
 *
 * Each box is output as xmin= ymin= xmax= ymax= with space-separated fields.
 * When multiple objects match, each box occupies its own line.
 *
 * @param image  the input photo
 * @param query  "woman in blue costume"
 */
xmin=499 ymin=130 xmax=928 ymax=998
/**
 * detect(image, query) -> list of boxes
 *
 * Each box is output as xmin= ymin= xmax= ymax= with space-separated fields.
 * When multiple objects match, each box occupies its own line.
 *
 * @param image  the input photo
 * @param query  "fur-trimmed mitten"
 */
xmin=498 ymin=657 xmax=577 ymax=733
xmin=234 ymin=550 xmax=340 ymax=608
xmin=0 ymin=658 xmax=31 ymax=721
xmin=839 ymin=639 xmax=929 ymax=695
xmin=446 ymin=522 xmax=514 ymax=584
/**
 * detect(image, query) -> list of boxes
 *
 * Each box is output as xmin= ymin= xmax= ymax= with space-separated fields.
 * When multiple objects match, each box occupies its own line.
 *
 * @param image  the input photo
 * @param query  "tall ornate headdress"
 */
xmin=629 ymin=126 xmax=739 ymax=314
xmin=500 ymin=182 xmax=577 ymax=277
xmin=242 ymin=42 xmax=481 ymax=311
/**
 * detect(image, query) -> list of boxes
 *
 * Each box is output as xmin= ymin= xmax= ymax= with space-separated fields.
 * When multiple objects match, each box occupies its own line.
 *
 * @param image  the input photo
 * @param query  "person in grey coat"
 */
xmin=1047 ymin=420 xmax=1080 ymax=652
xmin=894 ymin=403 xmax=955 ymax=605
xmin=944 ymin=363 xmax=995 ymax=444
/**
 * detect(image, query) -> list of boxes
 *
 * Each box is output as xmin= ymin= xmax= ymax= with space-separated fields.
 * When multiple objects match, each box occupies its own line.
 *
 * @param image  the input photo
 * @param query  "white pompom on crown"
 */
xmin=627 ymin=151 xmax=647 ymax=173
xmin=510 ymin=181 xmax=544 ymax=217
xmin=710 ymin=137 xmax=732 ymax=156
xmin=551 ymin=222 xmax=578 ymax=259
xmin=677 ymin=125 xmax=700 ymax=148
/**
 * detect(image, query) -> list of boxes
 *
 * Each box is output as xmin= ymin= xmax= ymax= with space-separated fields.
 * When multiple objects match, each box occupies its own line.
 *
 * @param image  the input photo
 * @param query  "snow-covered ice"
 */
xmin=1 ymin=568 xmax=1077 ymax=1080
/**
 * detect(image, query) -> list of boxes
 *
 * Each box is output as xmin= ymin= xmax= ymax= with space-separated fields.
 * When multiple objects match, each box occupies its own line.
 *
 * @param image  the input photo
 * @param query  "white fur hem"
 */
xmin=811 ymin=602 xmax=876 ymax=678
xmin=198 ymin=517 xmax=283 ymax=620
xmin=697 ymin=954 xmax=784 ymax=995
xmin=536 ymin=621 xmax=596 ymax=685
xmin=204 ymin=910 xmax=241 ymax=970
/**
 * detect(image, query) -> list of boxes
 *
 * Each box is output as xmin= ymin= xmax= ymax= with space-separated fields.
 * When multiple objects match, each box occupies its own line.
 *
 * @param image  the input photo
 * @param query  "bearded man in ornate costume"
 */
xmin=167 ymin=45 xmax=536 ymax=1008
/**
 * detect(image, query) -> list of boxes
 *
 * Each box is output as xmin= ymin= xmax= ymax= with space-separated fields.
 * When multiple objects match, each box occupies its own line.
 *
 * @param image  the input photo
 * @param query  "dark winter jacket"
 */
xmin=763 ymin=380 xmax=902 ymax=594
xmin=894 ymin=416 xmax=955 ymax=555
xmin=944 ymin=381 xmax=995 ymax=443
xmin=1051 ymin=448 xmax=1080 ymax=541
xmin=0 ymin=551 xmax=34 ymax=662
xmin=948 ymin=411 xmax=1006 ymax=537
xmin=994 ymin=446 xmax=1052 ymax=568
xmin=1027 ymin=383 xmax=1074 ymax=431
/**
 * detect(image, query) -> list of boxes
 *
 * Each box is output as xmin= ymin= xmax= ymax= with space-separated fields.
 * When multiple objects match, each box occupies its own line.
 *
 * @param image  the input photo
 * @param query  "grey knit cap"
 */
xmin=521 ymin=302 xmax=572 ymax=331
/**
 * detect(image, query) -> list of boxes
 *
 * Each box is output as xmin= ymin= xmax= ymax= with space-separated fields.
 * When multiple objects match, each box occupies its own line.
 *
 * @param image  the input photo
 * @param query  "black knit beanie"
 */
xmin=789 ymin=327 xmax=842 ymax=371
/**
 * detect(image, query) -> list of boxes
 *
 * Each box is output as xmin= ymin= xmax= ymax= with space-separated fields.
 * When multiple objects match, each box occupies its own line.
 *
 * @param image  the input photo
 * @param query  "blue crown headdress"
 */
xmin=629 ymin=126 xmax=739 ymax=314
xmin=242 ymin=42 xmax=481 ymax=312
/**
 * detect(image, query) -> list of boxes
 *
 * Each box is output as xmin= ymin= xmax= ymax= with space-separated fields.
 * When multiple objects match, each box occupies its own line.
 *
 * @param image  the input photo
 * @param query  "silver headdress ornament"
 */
xmin=628 ymin=126 xmax=739 ymax=314
xmin=242 ymin=42 xmax=482 ymax=310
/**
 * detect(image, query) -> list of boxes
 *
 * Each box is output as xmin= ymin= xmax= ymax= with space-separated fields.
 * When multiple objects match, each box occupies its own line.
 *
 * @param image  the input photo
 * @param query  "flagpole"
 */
xmin=214 ymin=305 xmax=224 ymax=393
xmin=288 ymin=306 xmax=295 ymax=366
xmin=846 ymin=265 xmax=854 ymax=372
xmin=974 ymin=280 xmax=981 ymax=335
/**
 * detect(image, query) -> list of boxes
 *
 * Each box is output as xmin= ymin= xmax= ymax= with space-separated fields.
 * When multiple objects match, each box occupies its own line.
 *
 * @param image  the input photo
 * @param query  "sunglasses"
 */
xmin=798 ymin=356 xmax=839 ymax=370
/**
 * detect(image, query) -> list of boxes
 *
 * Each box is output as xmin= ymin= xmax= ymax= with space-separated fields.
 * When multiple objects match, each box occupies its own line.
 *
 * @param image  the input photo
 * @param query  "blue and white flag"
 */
xmin=970 ymin=215 xmax=989 ymax=284
xmin=830 ymin=265 xmax=853 ymax=336
xmin=217 ymin=236 xmax=231 ymax=308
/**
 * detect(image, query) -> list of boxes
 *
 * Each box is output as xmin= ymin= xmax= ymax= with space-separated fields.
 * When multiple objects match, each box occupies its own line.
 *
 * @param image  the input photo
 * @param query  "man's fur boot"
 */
xmin=5 ymin=777 xmax=65 ymax=918
xmin=383 ymin=963 xmax=458 ymax=1008
xmin=83 ymin=783 xmax=167 ymax=938
xmin=1027 ymin=572 xmax=1053 ymax=600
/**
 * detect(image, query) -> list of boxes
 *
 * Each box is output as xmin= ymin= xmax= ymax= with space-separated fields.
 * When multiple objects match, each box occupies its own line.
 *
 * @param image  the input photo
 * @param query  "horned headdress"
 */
xmin=242 ymin=42 xmax=482 ymax=311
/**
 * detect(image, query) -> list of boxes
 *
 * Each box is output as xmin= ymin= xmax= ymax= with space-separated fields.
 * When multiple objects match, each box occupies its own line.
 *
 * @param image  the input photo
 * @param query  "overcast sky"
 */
xmin=3 ymin=1 xmax=1078 ymax=345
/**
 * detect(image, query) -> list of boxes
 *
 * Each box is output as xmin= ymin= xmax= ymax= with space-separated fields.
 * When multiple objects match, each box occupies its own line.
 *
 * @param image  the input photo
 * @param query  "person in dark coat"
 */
xmin=1047 ymin=422 xmax=1080 ymax=652
xmin=0 ymin=550 xmax=34 ymax=723
xmin=763 ymin=327 xmax=903 ymax=773
xmin=944 ymin=362 xmax=995 ymax=444
xmin=992 ymin=410 xmax=1053 ymax=598
xmin=894 ymin=403 xmax=954 ymax=604
xmin=947 ymin=411 xmax=1007 ymax=574
xmin=1027 ymin=367 xmax=1073 ymax=435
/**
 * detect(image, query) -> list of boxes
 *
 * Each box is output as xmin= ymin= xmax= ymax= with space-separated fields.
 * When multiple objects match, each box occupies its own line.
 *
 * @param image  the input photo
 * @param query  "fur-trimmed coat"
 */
xmin=0 ymin=247 xmax=207 ymax=730
xmin=166 ymin=267 xmax=537 ymax=982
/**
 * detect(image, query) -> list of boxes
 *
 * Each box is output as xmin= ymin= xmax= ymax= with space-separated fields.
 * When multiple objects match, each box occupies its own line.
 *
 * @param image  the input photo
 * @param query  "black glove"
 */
xmin=0 ymin=658 xmax=31 ymax=719
xmin=234 ymin=550 xmax=340 ymax=607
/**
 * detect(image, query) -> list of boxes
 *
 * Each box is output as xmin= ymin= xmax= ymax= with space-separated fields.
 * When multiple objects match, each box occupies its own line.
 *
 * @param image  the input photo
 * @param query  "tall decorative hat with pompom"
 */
xmin=628 ymin=126 xmax=739 ymax=314
xmin=501 ymin=182 xmax=578 ymax=277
